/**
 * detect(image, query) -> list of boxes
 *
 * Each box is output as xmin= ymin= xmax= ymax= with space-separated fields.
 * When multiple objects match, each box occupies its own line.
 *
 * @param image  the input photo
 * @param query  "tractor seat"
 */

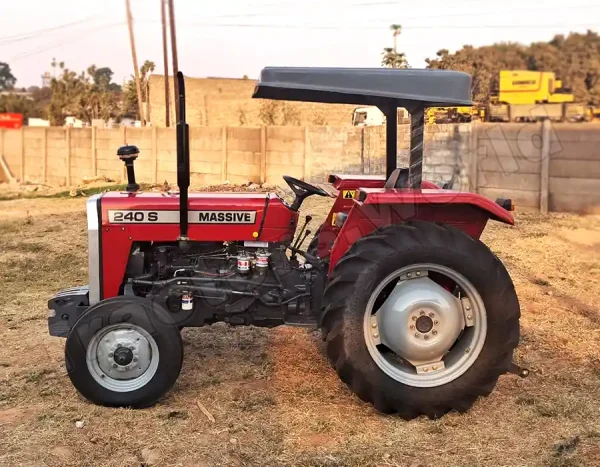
xmin=384 ymin=168 xmax=409 ymax=189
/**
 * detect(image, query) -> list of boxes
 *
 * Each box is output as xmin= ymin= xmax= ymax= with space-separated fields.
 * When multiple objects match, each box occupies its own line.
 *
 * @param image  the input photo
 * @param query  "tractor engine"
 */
xmin=124 ymin=241 xmax=324 ymax=327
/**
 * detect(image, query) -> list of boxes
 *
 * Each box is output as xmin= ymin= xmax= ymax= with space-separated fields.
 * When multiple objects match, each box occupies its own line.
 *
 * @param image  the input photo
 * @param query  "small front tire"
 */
xmin=65 ymin=296 xmax=183 ymax=408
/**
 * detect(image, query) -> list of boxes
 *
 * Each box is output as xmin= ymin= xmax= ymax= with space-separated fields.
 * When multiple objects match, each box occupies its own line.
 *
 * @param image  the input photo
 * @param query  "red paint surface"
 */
xmin=326 ymin=188 xmax=514 ymax=272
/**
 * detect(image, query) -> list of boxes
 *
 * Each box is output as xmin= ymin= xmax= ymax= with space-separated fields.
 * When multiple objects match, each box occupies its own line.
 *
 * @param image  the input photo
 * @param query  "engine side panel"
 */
xmin=98 ymin=192 xmax=297 ymax=299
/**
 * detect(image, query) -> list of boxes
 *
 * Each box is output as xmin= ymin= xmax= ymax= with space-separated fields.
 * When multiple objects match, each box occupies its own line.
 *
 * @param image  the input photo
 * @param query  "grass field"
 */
xmin=1 ymin=193 xmax=600 ymax=467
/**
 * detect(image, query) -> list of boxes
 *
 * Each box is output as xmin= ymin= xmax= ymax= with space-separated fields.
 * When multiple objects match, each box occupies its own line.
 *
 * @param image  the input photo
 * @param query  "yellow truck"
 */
xmin=487 ymin=70 xmax=587 ymax=122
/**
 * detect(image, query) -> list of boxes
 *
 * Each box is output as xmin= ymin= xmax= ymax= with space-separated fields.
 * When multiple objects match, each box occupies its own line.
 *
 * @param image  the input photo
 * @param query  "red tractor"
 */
xmin=49 ymin=69 xmax=526 ymax=419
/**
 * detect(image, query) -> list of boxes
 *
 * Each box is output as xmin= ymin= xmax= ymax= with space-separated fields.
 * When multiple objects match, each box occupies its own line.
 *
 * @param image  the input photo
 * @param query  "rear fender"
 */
xmin=316 ymin=175 xmax=442 ymax=258
xmin=328 ymin=188 xmax=514 ymax=272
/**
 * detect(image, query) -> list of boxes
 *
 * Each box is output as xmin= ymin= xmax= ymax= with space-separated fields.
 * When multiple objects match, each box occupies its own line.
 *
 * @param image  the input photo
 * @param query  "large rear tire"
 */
xmin=321 ymin=221 xmax=520 ymax=419
xmin=65 ymin=296 xmax=183 ymax=408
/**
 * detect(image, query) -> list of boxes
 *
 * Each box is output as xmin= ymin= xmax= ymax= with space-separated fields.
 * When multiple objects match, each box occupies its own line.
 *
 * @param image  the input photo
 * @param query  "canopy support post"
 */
xmin=408 ymin=107 xmax=425 ymax=189
xmin=382 ymin=105 xmax=397 ymax=179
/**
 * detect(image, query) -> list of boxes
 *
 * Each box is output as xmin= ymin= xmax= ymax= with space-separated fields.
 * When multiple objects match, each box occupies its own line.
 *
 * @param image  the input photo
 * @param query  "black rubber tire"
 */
xmin=321 ymin=221 xmax=520 ymax=420
xmin=65 ymin=296 xmax=183 ymax=408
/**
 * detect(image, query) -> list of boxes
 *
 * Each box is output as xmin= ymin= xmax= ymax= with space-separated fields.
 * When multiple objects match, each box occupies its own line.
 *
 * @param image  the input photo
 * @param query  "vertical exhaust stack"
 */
xmin=176 ymin=71 xmax=190 ymax=243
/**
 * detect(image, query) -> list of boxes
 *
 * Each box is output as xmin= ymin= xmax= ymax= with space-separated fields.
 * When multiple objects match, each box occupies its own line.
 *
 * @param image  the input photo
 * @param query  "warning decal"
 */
xmin=342 ymin=190 xmax=356 ymax=199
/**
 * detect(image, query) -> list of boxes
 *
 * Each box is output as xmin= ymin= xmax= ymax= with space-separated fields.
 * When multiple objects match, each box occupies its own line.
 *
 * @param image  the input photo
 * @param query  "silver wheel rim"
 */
xmin=86 ymin=323 xmax=159 ymax=392
xmin=363 ymin=263 xmax=487 ymax=388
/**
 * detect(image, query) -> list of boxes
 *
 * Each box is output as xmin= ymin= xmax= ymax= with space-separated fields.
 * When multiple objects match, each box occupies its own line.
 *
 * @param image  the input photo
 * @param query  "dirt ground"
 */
xmin=1 ymin=192 xmax=600 ymax=467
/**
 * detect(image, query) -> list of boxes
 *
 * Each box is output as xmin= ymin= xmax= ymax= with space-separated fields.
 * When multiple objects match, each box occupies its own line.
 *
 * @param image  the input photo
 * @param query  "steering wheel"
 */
xmin=283 ymin=175 xmax=330 ymax=211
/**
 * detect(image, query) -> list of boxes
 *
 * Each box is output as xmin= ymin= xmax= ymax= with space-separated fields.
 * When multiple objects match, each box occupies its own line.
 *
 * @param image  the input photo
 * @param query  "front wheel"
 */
xmin=65 ymin=296 xmax=183 ymax=408
xmin=321 ymin=222 xmax=520 ymax=419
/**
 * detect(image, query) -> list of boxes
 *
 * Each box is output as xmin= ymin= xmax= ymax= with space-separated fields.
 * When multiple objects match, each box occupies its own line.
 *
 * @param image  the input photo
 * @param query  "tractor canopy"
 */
xmin=252 ymin=67 xmax=473 ymax=109
xmin=252 ymin=67 xmax=473 ymax=185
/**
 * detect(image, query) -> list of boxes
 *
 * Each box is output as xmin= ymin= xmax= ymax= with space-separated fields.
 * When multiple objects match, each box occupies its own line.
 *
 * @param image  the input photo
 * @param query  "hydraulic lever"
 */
xmin=292 ymin=215 xmax=312 ymax=251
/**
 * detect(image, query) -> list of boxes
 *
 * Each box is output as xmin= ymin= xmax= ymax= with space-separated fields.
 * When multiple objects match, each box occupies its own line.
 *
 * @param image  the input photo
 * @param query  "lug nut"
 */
xmin=420 ymin=310 xmax=425 ymax=316
xmin=432 ymin=330 xmax=438 ymax=335
xmin=414 ymin=332 xmax=420 ymax=338
xmin=116 ymin=343 xmax=122 ymax=348
xmin=409 ymin=324 xmax=415 ymax=330
xmin=113 ymin=363 xmax=117 ymax=368
xmin=467 ymin=315 xmax=473 ymax=320
xmin=434 ymin=320 xmax=439 ymax=325
xmin=424 ymin=335 xmax=430 ymax=340
xmin=416 ymin=272 xmax=421 ymax=276
xmin=412 ymin=316 xmax=417 ymax=321
xmin=466 ymin=305 xmax=471 ymax=311
xmin=432 ymin=365 xmax=438 ymax=370
xmin=423 ymin=367 xmax=429 ymax=372
xmin=372 ymin=322 xmax=377 ymax=328
xmin=429 ymin=312 xmax=434 ymax=318
xmin=108 ymin=352 xmax=113 ymax=358
xmin=133 ymin=357 xmax=138 ymax=362
xmin=373 ymin=332 xmax=379 ymax=338
xmin=129 ymin=346 xmax=134 ymax=350
xmin=407 ymin=273 xmax=412 ymax=278
xmin=465 ymin=347 xmax=471 ymax=354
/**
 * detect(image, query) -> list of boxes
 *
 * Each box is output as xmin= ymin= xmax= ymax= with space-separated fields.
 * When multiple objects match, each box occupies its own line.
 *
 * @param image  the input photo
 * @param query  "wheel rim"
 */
xmin=363 ymin=263 xmax=487 ymax=388
xmin=86 ymin=323 xmax=159 ymax=392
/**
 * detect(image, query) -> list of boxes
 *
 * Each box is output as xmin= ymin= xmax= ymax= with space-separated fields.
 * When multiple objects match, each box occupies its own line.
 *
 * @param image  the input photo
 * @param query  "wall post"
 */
xmin=468 ymin=121 xmax=480 ymax=193
xmin=540 ymin=119 xmax=551 ymax=214
xmin=260 ymin=126 xmax=267 ymax=184
xmin=66 ymin=127 xmax=71 ymax=186
xmin=303 ymin=126 xmax=311 ymax=181
xmin=43 ymin=128 xmax=48 ymax=183
xmin=221 ymin=127 xmax=228 ymax=182
xmin=152 ymin=126 xmax=158 ymax=183
xmin=20 ymin=127 xmax=25 ymax=182
xmin=122 ymin=126 xmax=127 ymax=182
xmin=91 ymin=126 xmax=97 ymax=177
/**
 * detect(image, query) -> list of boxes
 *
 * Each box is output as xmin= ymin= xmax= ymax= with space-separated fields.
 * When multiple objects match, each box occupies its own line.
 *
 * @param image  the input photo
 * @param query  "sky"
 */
xmin=0 ymin=0 xmax=598 ymax=88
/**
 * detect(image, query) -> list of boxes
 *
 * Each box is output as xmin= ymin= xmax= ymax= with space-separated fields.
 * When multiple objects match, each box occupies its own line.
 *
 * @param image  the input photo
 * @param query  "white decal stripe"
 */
xmin=107 ymin=210 xmax=257 ymax=224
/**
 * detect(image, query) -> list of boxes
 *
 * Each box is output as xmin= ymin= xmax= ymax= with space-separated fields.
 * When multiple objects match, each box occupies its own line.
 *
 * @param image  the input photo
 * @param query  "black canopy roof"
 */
xmin=252 ymin=67 xmax=473 ymax=109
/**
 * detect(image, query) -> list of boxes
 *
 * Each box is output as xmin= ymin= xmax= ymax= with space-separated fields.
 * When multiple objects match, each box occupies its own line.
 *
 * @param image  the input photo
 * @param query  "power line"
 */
xmin=8 ymin=22 xmax=125 ymax=62
xmin=0 ymin=14 xmax=103 ymax=45
xmin=137 ymin=19 xmax=599 ymax=31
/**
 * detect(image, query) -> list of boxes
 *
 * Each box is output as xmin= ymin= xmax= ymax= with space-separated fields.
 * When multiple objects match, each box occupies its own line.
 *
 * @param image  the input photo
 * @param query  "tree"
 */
xmin=46 ymin=61 xmax=122 ymax=125
xmin=425 ymin=30 xmax=600 ymax=105
xmin=0 ymin=62 xmax=17 ymax=90
xmin=123 ymin=60 xmax=156 ymax=120
xmin=381 ymin=25 xmax=408 ymax=69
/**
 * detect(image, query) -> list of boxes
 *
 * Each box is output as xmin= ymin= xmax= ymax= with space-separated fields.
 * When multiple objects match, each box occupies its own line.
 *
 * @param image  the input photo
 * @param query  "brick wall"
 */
xmin=147 ymin=75 xmax=359 ymax=128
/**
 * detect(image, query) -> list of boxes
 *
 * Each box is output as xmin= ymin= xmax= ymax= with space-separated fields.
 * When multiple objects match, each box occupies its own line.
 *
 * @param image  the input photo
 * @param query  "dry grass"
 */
xmin=1 ymin=194 xmax=600 ymax=466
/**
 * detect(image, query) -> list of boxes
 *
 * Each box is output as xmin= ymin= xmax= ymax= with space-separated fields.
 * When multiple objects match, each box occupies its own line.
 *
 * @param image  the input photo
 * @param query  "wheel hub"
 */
xmin=113 ymin=347 xmax=134 ymax=366
xmin=415 ymin=315 xmax=433 ymax=333
xmin=87 ymin=325 xmax=158 ymax=390
xmin=364 ymin=264 xmax=488 ymax=388
xmin=375 ymin=277 xmax=464 ymax=365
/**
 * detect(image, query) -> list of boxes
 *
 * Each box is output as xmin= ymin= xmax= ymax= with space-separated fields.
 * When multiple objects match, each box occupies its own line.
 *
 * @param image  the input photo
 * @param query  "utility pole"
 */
xmin=161 ymin=0 xmax=171 ymax=127
xmin=167 ymin=0 xmax=180 ymax=120
xmin=126 ymin=0 xmax=145 ymax=126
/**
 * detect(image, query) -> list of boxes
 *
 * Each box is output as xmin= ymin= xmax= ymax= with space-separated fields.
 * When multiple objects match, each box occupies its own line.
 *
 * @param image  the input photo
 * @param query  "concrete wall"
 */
xmin=1 ymin=122 xmax=599 ymax=214
xmin=147 ymin=75 xmax=359 ymax=128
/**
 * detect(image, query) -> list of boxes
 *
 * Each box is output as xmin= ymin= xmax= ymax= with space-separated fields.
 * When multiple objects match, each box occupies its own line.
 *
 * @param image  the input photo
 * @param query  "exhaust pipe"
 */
xmin=176 ymin=71 xmax=190 ymax=243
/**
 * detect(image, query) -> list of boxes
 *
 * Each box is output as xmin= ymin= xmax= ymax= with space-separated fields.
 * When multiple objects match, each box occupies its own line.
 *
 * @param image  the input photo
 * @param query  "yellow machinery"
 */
xmin=497 ymin=70 xmax=574 ymax=105
xmin=487 ymin=70 xmax=587 ymax=122
xmin=426 ymin=106 xmax=480 ymax=124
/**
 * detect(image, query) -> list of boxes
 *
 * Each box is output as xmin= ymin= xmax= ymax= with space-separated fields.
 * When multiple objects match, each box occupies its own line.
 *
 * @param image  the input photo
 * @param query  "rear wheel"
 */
xmin=321 ymin=222 xmax=520 ymax=419
xmin=65 ymin=296 xmax=183 ymax=408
